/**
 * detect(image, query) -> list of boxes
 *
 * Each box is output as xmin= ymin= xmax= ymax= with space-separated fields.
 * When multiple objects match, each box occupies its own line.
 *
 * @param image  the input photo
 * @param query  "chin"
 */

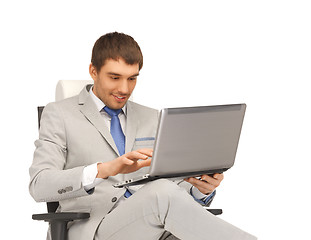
xmin=110 ymin=102 xmax=127 ymax=110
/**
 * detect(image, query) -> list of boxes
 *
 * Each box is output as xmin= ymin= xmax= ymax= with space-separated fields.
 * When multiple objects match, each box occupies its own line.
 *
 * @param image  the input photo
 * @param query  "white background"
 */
xmin=0 ymin=0 xmax=310 ymax=239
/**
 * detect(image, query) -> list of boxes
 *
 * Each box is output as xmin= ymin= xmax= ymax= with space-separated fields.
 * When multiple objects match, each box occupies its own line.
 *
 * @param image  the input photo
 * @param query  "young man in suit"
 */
xmin=29 ymin=32 xmax=256 ymax=240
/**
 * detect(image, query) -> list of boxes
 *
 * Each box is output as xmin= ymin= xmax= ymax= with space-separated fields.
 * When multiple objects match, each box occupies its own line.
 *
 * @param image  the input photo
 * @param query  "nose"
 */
xmin=117 ymin=79 xmax=129 ymax=95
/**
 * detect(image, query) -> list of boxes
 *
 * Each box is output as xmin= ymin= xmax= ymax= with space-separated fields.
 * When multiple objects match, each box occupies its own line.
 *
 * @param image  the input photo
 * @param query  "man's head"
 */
xmin=89 ymin=32 xmax=143 ymax=109
xmin=91 ymin=32 xmax=143 ymax=72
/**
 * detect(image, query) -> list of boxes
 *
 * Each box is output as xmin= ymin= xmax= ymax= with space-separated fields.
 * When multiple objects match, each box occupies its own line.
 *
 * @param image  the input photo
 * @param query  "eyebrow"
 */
xmin=107 ymin=72 xmax=139 ymax=77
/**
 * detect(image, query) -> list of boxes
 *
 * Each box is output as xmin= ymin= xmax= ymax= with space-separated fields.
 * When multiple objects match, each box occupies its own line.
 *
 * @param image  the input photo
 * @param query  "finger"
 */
xmin=126 ymin=151 xmax=150 ymax=161
xmin=121 ymin=157 xmax=151 ymax=172
xmin=186 ymin=177 xmax=215 ymax=194
xmin=200 ymin=175 xmax=222 ymax=187
xmin=187 ymin=177 xmax=213 ymax=188
xmin=213 ymin=173 xmax=224 ymax=181
xmin=136 ymin=148 xmax=153 ymax=157
xmin=121 ymin=157 xmax=137 ymax=166
xmin=136 ymin=158 xmax=151 ymax=168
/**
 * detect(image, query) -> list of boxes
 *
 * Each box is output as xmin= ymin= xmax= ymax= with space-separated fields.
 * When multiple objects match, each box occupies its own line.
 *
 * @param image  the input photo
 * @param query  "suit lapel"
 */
xmin=125 ymin=101 xmax=139 ymax=154
xmin=78 ymin=85 xmax=120 ymax=156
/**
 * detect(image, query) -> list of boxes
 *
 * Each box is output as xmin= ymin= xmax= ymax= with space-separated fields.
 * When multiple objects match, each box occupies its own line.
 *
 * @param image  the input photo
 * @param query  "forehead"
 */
xmin=99 ymin=58 xmax=139 ymax=76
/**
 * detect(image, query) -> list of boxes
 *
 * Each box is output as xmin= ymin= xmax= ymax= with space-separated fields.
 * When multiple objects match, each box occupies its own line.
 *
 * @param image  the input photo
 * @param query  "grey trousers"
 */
xmin=95 ymin=179 xmax=256 ymax=240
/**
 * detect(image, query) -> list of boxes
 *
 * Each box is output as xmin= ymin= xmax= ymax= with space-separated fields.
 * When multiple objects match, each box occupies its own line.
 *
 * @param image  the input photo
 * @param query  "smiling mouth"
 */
xmin=113 ymin=95 xmax=127 ymax=101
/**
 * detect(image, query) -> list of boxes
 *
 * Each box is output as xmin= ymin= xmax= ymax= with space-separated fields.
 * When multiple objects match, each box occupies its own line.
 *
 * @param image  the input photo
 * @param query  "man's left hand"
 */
xmin=185 ymin=173 xmax=224 ymax=195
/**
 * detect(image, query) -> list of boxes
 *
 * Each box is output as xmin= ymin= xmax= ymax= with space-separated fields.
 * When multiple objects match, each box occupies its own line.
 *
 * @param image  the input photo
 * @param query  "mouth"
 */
xmin=112 ymin=94 xmax=127 ymax=102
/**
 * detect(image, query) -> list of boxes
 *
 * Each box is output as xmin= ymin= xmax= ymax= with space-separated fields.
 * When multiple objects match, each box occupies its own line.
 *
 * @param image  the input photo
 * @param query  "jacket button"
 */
xmin=111 ymin=197 xmax=117 ymax=202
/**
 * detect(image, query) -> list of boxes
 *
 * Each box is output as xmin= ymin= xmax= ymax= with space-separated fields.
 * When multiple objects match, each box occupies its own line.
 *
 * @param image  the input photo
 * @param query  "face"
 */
xmin=89 ymin=58 xmax=139 ymax=109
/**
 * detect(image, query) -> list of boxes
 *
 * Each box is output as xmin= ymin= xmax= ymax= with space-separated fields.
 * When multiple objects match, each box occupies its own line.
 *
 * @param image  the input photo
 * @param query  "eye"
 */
xmin=128 ymin=77 xmax=137 ymax=81
xmin=110 ymin=76 xmax=119 ymax=80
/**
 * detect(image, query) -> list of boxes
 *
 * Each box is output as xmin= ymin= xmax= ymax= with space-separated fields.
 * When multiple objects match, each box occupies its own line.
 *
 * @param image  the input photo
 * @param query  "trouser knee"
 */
xmin=142 ymin=179 xmax=186 ymax=202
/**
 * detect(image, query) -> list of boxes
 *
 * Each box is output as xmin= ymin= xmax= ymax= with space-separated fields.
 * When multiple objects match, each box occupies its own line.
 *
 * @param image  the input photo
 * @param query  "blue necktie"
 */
xmin=103 ymin=106 xmax=125 ymax=156
xmin=104 ymin=106 xmax=132 ymax=198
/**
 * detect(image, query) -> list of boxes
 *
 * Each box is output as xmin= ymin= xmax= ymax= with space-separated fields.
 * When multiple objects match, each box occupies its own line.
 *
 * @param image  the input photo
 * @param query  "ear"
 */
xmin=89 ymin=63 xmax=98 ymax=81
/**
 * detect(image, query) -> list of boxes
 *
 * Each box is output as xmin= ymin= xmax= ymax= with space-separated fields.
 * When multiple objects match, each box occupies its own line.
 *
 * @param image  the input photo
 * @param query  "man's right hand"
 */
xmin=96 ymin=148 xmax=153 ymax=179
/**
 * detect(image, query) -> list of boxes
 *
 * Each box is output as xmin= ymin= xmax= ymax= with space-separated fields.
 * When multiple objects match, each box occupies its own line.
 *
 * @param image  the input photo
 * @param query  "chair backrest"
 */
xmin=55 ymin=80 xmax=93 ymax=101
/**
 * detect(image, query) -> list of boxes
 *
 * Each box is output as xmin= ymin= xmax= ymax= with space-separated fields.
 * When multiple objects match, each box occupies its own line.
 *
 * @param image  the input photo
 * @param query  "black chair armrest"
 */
xmin=32 ymin=212 xmax=90 ymax=222
xmin=204 ymin=208 xmax=223 ymax=215
xmin=32 ymin=212 xmax=90 ymax=240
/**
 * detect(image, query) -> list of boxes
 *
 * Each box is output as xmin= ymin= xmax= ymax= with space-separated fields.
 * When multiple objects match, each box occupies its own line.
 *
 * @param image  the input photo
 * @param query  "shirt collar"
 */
xmin=89 ymin=87 xmax=127 ymax=116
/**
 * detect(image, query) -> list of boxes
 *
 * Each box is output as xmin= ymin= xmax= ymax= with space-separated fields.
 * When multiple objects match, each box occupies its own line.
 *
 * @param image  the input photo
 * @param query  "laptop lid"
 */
xmin=148 ymin=104 xmax=246 ymax=178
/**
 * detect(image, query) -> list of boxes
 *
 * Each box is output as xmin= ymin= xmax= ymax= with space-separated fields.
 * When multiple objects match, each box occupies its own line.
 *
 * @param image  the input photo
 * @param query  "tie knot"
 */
xmin=103 ymin=106 xmax=122 ymax=117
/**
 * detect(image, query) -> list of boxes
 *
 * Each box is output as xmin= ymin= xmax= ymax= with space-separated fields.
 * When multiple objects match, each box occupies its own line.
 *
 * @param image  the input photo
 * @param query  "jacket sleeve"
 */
xmin=29 ymin=102 xmax=89 ymax=202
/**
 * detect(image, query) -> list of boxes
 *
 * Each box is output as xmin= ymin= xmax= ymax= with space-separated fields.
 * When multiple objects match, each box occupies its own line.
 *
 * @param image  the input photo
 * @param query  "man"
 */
xmin=29 ymin=32 xmax=256 ymax=240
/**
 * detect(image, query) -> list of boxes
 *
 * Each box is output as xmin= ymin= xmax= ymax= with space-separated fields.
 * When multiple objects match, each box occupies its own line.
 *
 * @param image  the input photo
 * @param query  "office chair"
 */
xmin=32 ymin=80 xmax=222 ymax=240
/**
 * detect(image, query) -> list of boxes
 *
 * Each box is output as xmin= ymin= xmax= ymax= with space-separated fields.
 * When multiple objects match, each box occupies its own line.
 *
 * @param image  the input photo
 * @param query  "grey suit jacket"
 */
xmin=29 ymin=85 xmax=213 ymax=240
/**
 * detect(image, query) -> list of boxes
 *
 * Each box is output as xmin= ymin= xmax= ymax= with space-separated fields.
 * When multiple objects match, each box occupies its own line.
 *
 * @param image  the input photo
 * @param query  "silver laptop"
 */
xmin=114 ymin=103 xmax=246 ymax=188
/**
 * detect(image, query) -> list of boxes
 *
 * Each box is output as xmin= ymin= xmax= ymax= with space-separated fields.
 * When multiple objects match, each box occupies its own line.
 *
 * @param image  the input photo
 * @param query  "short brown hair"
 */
xmin=91 ymin=32 xmax=143 ymax=71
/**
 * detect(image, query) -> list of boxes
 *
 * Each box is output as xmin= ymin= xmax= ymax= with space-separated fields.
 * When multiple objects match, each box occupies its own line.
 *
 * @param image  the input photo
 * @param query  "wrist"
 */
xmin=191 ymin=186 xmax=212 ymax=199
xmin=96 ymin=162 xmax=110 ymax=179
